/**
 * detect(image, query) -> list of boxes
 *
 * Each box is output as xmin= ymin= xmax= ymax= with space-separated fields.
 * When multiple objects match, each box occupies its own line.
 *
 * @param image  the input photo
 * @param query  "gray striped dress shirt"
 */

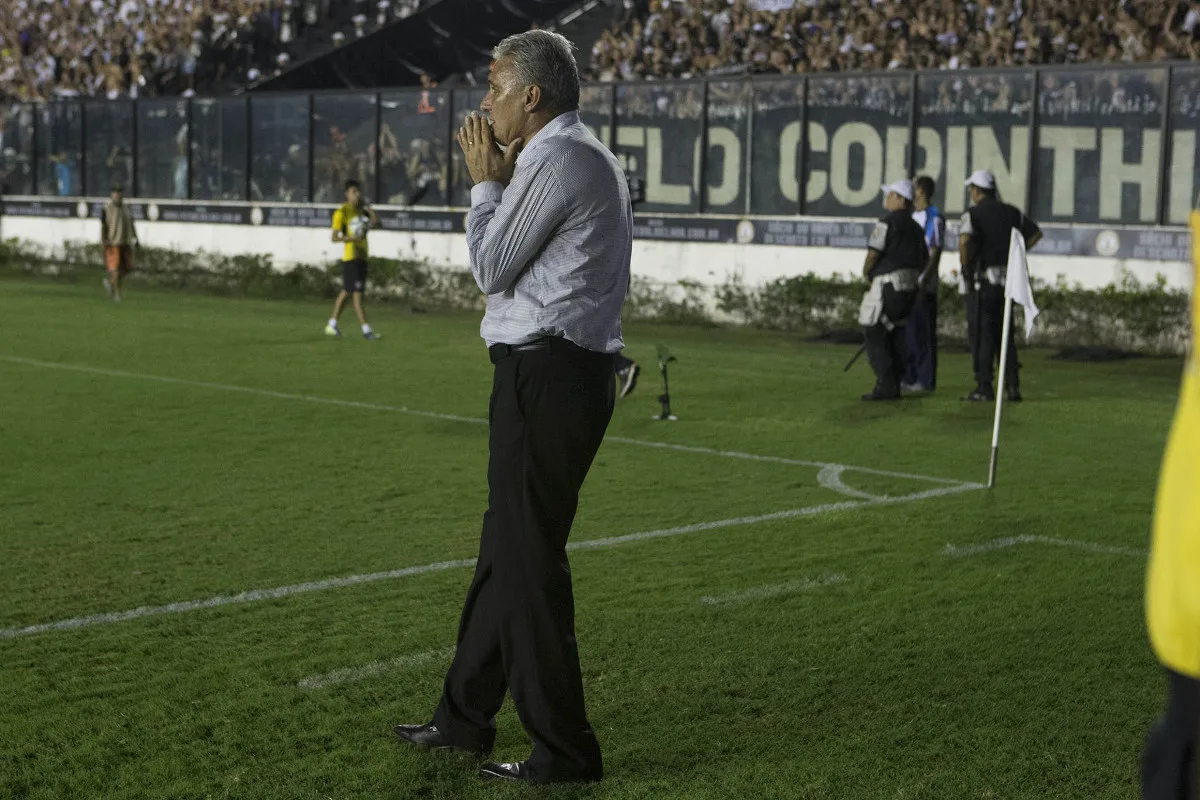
xmin=467 ymin=110 xmax=632 ymax=353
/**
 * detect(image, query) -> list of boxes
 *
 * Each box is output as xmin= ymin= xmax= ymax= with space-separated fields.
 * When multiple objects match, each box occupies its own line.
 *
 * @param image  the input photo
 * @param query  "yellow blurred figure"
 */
xmin=1142 ymin=211 xmax=1200 ymax=800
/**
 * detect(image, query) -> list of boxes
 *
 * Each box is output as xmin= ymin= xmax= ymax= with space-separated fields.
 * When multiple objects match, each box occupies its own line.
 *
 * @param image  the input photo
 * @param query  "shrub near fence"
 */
xmin=0 ymin=238 xmax=1189 ymax=355
xmin=715 ymin=272 xmax=1191 ymax=355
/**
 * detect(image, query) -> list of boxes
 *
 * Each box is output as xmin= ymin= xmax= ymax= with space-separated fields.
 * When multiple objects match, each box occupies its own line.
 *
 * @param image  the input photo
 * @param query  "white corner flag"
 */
xmin=988 ymin=228 xmax=1039 ymax=488
xmin=1005 ymin=228 xmax=1039 ymax=339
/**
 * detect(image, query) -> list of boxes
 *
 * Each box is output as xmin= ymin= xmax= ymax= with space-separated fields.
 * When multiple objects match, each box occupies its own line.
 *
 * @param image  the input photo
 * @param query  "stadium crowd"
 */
xmin=0 ymin=0 xmax=424 ymax=102
xmin=588 ymin=0 xmax=1200 ymax=80
xmin=3 ymin=0 xmax=1197 ymax=102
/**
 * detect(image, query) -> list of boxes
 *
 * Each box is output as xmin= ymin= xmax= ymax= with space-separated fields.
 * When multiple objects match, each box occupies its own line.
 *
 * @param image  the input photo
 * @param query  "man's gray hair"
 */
xmin=492 ymin=29 xmax=580 ymax=115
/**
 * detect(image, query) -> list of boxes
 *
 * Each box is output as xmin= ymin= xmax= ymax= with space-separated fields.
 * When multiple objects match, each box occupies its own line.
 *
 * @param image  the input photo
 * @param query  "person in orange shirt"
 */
xmin=101 ymin=184 xmax=137 ymax=302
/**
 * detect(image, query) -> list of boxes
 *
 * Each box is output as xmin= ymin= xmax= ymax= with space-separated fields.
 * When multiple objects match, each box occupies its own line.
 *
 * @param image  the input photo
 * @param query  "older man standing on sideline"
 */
xmin=393 ymin=30 xmax=632 ymax=786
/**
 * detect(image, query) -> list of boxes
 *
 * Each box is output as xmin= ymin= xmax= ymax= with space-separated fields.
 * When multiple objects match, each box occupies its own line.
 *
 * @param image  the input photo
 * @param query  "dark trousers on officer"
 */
xmin=903 ymin=291 xmax=939 ymax=389
xmin=865 ymin=286 xmax=917 ymax=395
xmin=964 ymin=287 xmax=979 ymax=383
xmin=976 ymin=283 xmax=1019 ymax=393
xmin=1143 ymin=668 xmax=1199 ymax=800
xmin=433 ymin=338 xmax=614 ymax=782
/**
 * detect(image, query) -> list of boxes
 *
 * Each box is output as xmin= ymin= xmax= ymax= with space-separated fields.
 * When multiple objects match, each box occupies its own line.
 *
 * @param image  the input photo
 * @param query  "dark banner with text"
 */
xmin=7 ymin=66 xmax=1200 ymax=228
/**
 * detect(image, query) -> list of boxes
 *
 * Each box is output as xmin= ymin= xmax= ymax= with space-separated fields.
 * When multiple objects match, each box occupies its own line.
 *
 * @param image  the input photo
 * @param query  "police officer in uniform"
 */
xmin=958 ymin=170 xmax=1042 ymax=402
xmin=858 ymin=180 xmax=927 ymax=401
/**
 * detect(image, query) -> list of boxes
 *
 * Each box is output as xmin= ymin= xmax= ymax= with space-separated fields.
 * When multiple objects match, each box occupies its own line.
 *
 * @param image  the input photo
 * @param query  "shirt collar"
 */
xmin=515 ymin=110 xmax=580 ymax=166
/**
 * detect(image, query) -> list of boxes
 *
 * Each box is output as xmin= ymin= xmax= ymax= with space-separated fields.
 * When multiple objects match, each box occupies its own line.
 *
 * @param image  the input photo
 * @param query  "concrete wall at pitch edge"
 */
xmin=2 ymin=213 xmax=1192 ymax=311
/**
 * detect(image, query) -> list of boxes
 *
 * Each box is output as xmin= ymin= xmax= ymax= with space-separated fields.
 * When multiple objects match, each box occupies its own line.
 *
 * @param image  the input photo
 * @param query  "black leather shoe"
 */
xmin=862 ymin=390 xmax=900 ymax=401
xmin=394 ymin=722 xmax=491 ymax=757
xmin=962 ymin=387 xmax=995 ymax=402
xmin=478 ymin=761 xmax=601 ymax=785
xmin=478 ymin=761 xmax=532 ymax=782
xmin=618 ymin=363 xmax=640 ymax=398
xmin=1007 ymin=388 xmax=1023 ymax=402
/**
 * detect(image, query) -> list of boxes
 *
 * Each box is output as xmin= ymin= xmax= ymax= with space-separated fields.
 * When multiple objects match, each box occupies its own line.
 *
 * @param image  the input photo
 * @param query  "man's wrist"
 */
xmin=470 ymin=181 xmax=503 ymax=207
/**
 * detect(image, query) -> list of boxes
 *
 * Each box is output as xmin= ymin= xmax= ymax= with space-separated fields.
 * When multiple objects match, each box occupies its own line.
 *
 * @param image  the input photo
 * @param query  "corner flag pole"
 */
xmin=988 ymin=292 xmax=1015 ymax=488
xmin=989 ymin=227 xmax=1038 ymax=488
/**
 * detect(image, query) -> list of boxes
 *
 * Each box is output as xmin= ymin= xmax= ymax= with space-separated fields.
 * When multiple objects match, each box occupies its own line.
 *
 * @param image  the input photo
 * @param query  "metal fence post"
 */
xmin=698 ymin=80 xmax=710 ymax=214
xmin=1157 ymin=66 xmax=1173 ymax=226
xmin=79 ymin=101 xmax=88 ymax=198
xmin=744 ymin=79 xmax=754 ymax=216
xmin=307 ymin=93 xmax=315 ymax=202
xmin=185 ymin=99 xmax=194 ymax=200
xmin=908 ymin=71 xmax=918 ymax=177
xmin=798 ymin=76 xmax=808 ymax=215
xmin=373 ymin=90 xmax=383 ymax=204
xmin=30 ymin=104 xmax=39 ymax=196
xmin=131 ymin=100 xmax=139 ymax=197
xmin=1025 ymin=69 xmax=1040 ymax=215
xmin=245 ymin=97 xmax=253 ymax=202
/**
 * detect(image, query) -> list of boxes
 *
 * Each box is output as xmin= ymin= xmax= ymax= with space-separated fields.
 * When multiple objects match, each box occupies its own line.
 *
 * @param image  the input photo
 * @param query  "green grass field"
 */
xmin=0 ymin=277 xmax=1184 ymax=799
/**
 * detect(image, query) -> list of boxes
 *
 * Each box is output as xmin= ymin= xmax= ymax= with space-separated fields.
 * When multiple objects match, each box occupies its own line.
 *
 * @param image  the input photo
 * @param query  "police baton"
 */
xmin=843 ymin=342 xmax=867 ymax=372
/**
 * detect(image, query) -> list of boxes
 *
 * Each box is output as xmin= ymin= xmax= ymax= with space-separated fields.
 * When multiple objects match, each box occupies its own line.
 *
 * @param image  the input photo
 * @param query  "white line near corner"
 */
xmin=0 ymin=558 xmax=477 ymax=640
xmin=0 ymin=355 xmax=979 ymax=492
xmin=296 ymin=646 xmax=455 ymax=690
xmin=605 ymin=436 xmax=979 ymax=488
xmin=816 ymin=464 xmax=881 ymax=500
xmin=0 ymin=355 xmax=485 ymax=424
xmin=0 ymin=482 xmax=980 ymax=641
xmin=942 ymin=535 xmax=1147 ymax=559
xmin=699 ymin=573 xmax=850 ymax=606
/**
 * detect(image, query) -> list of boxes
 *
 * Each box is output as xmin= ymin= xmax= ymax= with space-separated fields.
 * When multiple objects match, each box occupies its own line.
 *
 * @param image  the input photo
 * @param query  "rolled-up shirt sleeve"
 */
xmin=467 ymin=157 xmax=569 ymax=296
xmin=867 ymin=220 xmax=889 ymax=252
xmin=1019 ymin=213 xmax=1041 ymax=244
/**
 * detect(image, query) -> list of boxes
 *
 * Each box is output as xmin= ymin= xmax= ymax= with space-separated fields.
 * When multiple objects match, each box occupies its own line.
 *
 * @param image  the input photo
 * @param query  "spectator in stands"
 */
xmin=4 ymin=0 xmax=1198 ymax=101
xmin=373 ymin=121 xmax=407 ymax=203
xmin=584 ymin=0 xmax=1200 ymax=83
xmin=49 ymin=150 xmax=77 ymax=196
xmin=0 ymin=0 xmax=373 ymax=101
xmin=315 ymin=126 xmax=365 ymax=202
xmin=404 ymin=137 xmax=444 ymax=205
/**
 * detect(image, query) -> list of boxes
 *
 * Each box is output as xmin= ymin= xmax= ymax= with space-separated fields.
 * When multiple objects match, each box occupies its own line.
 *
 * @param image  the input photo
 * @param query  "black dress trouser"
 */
xmin=1143 ymin=668 xmax=1199 ymax=800
xmin=964 ymin=287 xmax=979 ymax=383
xmin=432 ymin=338 xmax=614 ymax=783
xmin=976 ymin=283 xmax=1020 ymax=393
xmin=864 ymin=285 xmax=917 ymax=394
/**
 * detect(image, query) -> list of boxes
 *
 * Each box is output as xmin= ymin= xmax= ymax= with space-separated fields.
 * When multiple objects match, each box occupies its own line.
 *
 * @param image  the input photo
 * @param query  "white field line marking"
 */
xmin=604 ymin=435 xmax=973 ymax=486
xmin=296 ymin=646 xmax=454 ymax=690
xmin=942 ymin=535 xmax=1147 ymax=559
xmin=0 ymin=482 xmax=980 ymax=641
xmin=0 ymin=559 xmax=476 ymax=640
xmin=699 ymin=573 xmax=849 ymax=606
xmin=0 ymin=355 xmax=979 ymax=491
xmin=816 ymin=464 xmax=880 ymax=500
xmin=0 ymin=355 xmax=484 ymax=424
